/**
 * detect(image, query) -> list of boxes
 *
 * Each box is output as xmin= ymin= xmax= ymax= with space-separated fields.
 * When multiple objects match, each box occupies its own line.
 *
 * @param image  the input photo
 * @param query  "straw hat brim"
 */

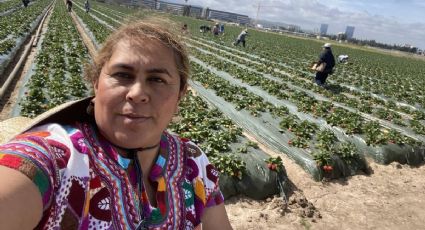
xmin=0 ymin=97 xmax=93 ymax=144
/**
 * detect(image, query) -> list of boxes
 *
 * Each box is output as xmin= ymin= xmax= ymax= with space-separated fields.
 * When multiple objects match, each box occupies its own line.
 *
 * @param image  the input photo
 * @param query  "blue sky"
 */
xmin=170 ymin=0 xmax=425 ymax=49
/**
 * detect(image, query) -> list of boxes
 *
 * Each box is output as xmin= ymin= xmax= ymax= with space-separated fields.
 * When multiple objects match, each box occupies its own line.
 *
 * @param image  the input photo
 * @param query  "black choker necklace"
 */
xmin=133 ymin=143 xmax=160 ymax=152
xmin=111 ymin=143 xmax=160 ymax=158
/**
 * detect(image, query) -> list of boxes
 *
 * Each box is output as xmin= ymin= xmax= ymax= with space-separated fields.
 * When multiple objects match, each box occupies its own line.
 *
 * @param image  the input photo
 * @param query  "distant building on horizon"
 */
xmin=202 ymin=8 xmax=250 ymax=25
xmin=320 ymin=24 xmax=328 ymax=35
xmin=118 ymin=0 xmax=250 ymax=25
xmin=345 ymin=26 xmax=355 ymax=39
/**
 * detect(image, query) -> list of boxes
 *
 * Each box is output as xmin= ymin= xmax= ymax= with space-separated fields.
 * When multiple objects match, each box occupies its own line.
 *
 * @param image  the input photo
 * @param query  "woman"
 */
xmin=233 ymin=29 xmax=248 ymax=48
xmin=314 ymin=43 xmax=335 ymax=86
xmin=0 ymin=20 xmax=232 ymax=229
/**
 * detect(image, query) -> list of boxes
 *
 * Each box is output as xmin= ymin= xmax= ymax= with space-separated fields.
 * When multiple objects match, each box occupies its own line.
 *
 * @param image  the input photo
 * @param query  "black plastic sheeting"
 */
xmin=219 ymin=149 xmax=284 ymax=200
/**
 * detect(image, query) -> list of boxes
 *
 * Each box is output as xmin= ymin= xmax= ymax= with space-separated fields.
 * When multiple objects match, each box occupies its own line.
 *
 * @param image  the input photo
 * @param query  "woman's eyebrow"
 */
xmin=146 ymin=68 xmax=171 ymax=77
xmin=111 ymin=63 xmax=134 ymax=71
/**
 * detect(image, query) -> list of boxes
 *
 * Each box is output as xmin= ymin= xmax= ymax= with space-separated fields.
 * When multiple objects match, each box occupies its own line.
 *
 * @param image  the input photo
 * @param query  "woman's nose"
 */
xmin=126 ymin=81 xmax=149 ymax=103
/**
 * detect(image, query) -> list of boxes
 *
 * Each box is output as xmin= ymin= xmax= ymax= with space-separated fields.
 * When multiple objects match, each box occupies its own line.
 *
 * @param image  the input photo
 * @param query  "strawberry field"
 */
xmin=1 ymin=0 xmax=425 ymax=197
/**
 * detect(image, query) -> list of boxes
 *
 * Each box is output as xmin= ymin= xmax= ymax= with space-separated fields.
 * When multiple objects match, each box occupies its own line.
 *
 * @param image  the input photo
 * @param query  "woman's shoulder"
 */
xmin=25 ymin=122 xmax=82 ymax=135
xmin=11 ymin=121 xmax=90 ymax=145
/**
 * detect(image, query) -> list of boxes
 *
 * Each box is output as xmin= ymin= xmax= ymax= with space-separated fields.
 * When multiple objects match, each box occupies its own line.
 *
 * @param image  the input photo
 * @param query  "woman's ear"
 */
xmin=178 ymin=85 xmax=188 ymax=101
xmin=93 ymin=80 xmax=99 ymax=94
xmin=174 ymin=105 xmax=179 ymax=115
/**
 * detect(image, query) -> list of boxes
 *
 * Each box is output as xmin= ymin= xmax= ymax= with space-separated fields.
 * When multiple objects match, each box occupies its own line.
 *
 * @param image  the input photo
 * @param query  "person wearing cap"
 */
xmin=199 ymin=24 xmax=210 ymax=33
xmin=314 ymin=43 xmax=335 ymax=86
xmin=212 ymin=23 xmax=220 ymax=36
xmin=233 ymin=29 xmax=248 ymax=47
xmin=22 ymin=0 xmax=29 ymax=7
xmin=84 ymin=0 xmax=90 ymax=13
xmin=181 ymin=23 xmax=189 ymax=35
xmin=0 ymin=19 xmax=232 ymax=230
xmin=66 ymin=0 xmax=72 ymax=12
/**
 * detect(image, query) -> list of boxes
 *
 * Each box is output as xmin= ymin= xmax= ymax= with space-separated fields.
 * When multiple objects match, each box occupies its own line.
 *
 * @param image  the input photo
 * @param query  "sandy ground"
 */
xmin=225 ymin=151 xmax=425 ymax=230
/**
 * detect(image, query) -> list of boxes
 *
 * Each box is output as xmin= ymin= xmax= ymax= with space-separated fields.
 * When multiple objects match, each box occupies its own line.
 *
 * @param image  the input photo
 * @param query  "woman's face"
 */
xmin=94 ymin=39 xmax=182 ymax=149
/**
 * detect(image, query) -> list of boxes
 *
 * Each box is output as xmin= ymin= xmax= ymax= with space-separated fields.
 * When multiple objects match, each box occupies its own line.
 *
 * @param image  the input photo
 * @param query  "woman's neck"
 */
xmin=136 ymin=146 xmax=160 ymax=207
xmin=136 ymin=146 xmax=160 ymax=180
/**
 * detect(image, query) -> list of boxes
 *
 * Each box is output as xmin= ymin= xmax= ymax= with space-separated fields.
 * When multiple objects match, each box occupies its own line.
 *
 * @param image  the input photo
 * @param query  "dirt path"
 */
xmin=70 ymin=11 xmax=97 ymax=58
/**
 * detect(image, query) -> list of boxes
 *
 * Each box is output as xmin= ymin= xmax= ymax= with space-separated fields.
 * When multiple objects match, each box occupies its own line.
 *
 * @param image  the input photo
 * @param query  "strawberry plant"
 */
xmin=363 ymin=121 xmax=387 ymax=146
xmin=210 ymin=154 xmax=246 ymax=180
xmin=316 ymin=129 xmax=337 ymax=151
xmin=279 ymin=115 xmax=298 ymax=130
xmin=385 ymin=129 xmax=405 ymax=144
xmin=312 ymin=150 xmax=332 ymax=168
xmin=413 ymin=111 xmax=425 ymax=120
xmin=237 ymin=146 xmax=248 ymax=153
xmin=409 ymin=120 xmax=425 ymax=135
xmin=292 ymin=120 xmax=318 ymax=139
xmin=334 ymin=142 xmax=359 ymax=164
xmin=246 ymin=141 xmax=259 ymax=149
xmin=264 ymin=156 xmax=284 ymax=172
xmin=288 ymin=136 xmax=309 ymax=148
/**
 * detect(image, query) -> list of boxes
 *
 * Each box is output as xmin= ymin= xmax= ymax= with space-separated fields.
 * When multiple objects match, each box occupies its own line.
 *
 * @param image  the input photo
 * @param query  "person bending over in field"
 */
xmin=84 ymin=0 xmax=90 ymax=13
xmin=0 ymin=19 xmax=233 ymax=230
xmin=233 ymin=29 xmax=248 ymax=47
xmin=314 ymin=43 xmax=335 ymax=86
xmin=22 ymin=0 xmax=29 ymax=7
xmin=66 ymin=0 xmax=72 ymax=12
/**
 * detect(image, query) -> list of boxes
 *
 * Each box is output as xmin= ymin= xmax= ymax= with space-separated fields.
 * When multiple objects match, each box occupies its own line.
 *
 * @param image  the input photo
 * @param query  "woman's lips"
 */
xmin=121 ymin=114 xmax=151 ymax=124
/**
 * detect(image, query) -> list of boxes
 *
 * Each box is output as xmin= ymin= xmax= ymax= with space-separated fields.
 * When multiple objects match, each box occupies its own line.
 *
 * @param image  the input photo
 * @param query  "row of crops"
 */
xmin=3 ymin=0 xmax=425 ymax=188
xmin=179 ymin=19 xmax=425 ymax=110
xmin=16 ymin=0 xmax=89 ymax=117
xmin=0 ymin=0 xmax=51 ymax=80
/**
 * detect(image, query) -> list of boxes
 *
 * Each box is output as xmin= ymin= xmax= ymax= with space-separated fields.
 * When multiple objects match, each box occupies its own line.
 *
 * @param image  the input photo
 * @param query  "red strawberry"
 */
xmin=267 ymin=163 xmax=273 ymax=169
xmin=271 ymin=164 xmax=277 ymax=171
xmin=323 ymin=165 xmax=333 ymax=172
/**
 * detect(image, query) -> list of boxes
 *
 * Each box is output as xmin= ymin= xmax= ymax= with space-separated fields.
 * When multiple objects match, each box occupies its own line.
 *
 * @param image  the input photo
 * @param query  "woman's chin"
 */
xmin=113 ymin=133 xmax=157 ymax=150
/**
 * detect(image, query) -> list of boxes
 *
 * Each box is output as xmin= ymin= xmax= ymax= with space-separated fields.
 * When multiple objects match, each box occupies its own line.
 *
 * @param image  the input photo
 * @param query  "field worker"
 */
xmin=181 ymin=23 xmax=188 ymax=34
xmin=233 ymin=29 xmax=248 ymax=47
xmin=22 ymin=0 xmax=29 ymax=7
xmin=338 ymin=54 xmax=349 ymax=63
xmin=213 ymin=23 xmax=220 ymax=36
xmin=220 ymin=23 xmax=225 ymax=35
xmin=84 ymin=0 xmax=90 ymax=13
xmin=0 ymin=19 xmax=233 ymax=230
xmin=199 ymin=25 xmax=210 ymax=33
xmin=66 ymin=0 xmax=72 ymax=12
xmin=314 ymin=43 xmax=335 ymax=86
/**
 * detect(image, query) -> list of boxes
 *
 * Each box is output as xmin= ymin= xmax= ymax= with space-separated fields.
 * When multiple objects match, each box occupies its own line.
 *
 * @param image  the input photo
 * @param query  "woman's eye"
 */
xmin=112 ymin=72 xmax=132 ymax=79
xmin=149 ymin=77 xmax=166 ymax=84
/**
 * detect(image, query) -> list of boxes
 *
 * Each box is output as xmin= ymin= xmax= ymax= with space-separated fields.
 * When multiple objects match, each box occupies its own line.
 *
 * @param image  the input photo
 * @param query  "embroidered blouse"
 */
xmin=0 ymin=122 xmax=223 ymax=229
